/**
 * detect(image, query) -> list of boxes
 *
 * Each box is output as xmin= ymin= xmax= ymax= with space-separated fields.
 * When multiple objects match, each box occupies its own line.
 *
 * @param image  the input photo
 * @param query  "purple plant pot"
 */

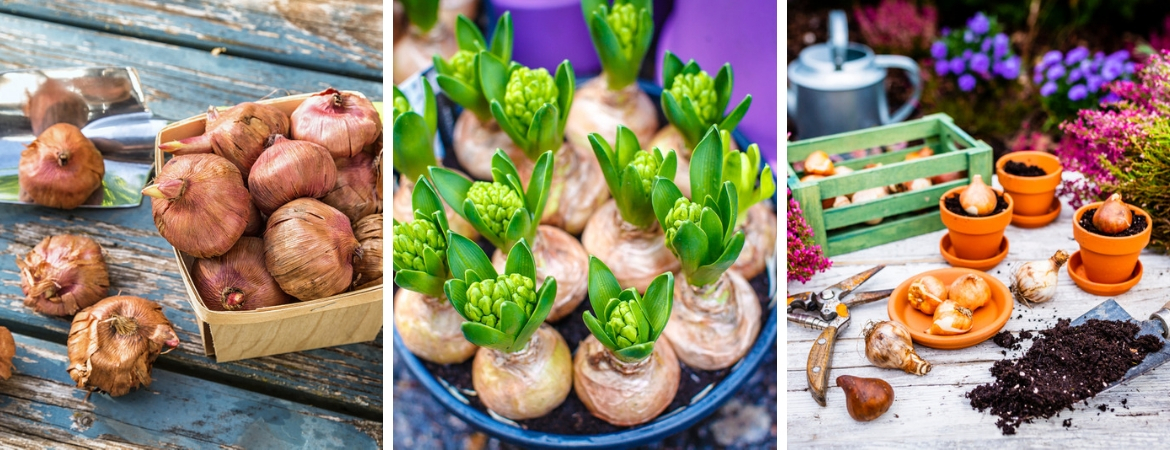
xmin=488 ymin=0 xmax=601 ymax=73
xmin=656 ymin=0 xmax=778 ymax=167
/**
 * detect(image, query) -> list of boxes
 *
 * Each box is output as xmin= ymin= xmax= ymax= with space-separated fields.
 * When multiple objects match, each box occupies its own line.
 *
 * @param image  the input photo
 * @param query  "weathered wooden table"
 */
xmin=0 ymin=2 xmax=383 ymax=447
xmin=787 ymin=177 xmax=1170 ymax=447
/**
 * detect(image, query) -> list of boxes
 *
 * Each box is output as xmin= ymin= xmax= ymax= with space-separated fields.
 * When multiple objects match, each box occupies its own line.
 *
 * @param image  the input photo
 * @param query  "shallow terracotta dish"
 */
xmin=939 ymin=233 xmax=1009 ymax=271
xmin=1011 ymin=198 xmax=1061 ymax=228
xmin=1066 ymin=250 xmax=1143 ymax=296
xmin=888 ymin=267 xmax=1013 ymax=350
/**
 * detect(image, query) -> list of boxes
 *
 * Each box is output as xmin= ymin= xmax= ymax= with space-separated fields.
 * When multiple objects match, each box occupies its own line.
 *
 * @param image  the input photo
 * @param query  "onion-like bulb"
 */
xmin=192 ymin=237 xmax=293 ymax=311
xmin=17 ymin=235 xmax=109 ymax=316
xmin=290 ymin=88 xmax=382 ymax=159
xmin=863 ymin=321 xmax=931 ymax=376
xmin=322 ymin=150 xmax=381 ymax=223
xmin=472 ymin=324 xmax=573 ymax=420
xmin=948 ymin=274 xmax=991 ymax=311
xmin=1010 ymin=250 xmax=1069 ymax=306
xmin=243 ymin=200 xmax=264 ymax=237
xmin=157 ymin=102 xmax=290 ymax=181
xmin=248 ymin=136 xmax=337 ymax=215
xmin=66 ymin=296 xmax=180 ymax=397
xmin=18 ymin=123 xmax=105 ymax=209
xmin=907 ymin=275 xmax=946 ymax=315
xmin=25 ymin=78 xmax=89 ymax=135
xmin=926 ymin=300 xmax=974 ymax=335
xmin=959 ymin=174 xmax=997 ymax=216
xmin=803 ymin=150 xmax=834 ymax=175
xmin=144 ymin=154 xmax=252 ymax=258
xmin=353 ymin=214 xmax=382 ymax=288
xmin=1093 ymin=193 xmax=1133 ymax=235
xmin=264 ymin=198 xmax=360 ymax=301
xmin=0 ymin=327 xmax=12 ymax=380
xmin=573 ymin=334 xmax=680 ymax=426
xmin=661 ymin=270 xmax=761 ymax=370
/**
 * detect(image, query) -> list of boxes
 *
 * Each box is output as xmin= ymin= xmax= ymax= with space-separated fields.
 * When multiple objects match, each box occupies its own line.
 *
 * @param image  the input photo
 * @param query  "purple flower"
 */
xmin=958 ymin=74 xmax=977 ymax=91
xmin=1102 ymin=60 xmax=1122 ymax=81
xmin=967 ymin=12 xmax=990 ymax=35
xmin=997 ymin=56 xmax=1020 ymax=79
xmin=1040 ymin=50 xmax=1063 ymax=69
xmin=970 ymin=53 xmax=990 ymax=74
xmin=931 ymin=41 xmax=948 ymax=59
xmin=1040 ymin=81 xmax=1058 ymax=96
xmin=981 ymin=38 xmax=992 ymax=53
xmin=1065 ymin=47 xmax=1090 ymax=65
xmin=964 ymin=30 xmax=974 ymax=43
xmin=1046 ymin=64 xmax=1066 ymax=81
xmin=935 ymin=58 xmax=950 ymax=76
xmin=1033 ymin=70 xmax=1045 ymax=84
xmin=1087 ymin=75 xmax=1103 ymax=92
xmin=949 ymin=57 xmax=966 ymax=74
xmin=993 ymin=33 xmax=1010 ymax=58
xmin=1079 ymin=58 xmax=1092 ymax=73
xmin=1108 ymin=50 xmax=1130 ymax=62
xmin=1068 ymin=68 xmax=1084 ymax=83
xmin=1068 ymin=84 xmax=1088 ymax=101
xmin=1100 ymin=92 xmax=1121 ymax=103
xmin=962 ymin=49 xmax=972 ymax=59
xmin=1124 ymin=62 xmax=1136 ymax=74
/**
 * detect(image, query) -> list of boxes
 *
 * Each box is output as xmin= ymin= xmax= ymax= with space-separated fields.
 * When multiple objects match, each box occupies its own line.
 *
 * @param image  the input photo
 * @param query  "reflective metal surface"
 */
xmin=0 ymin=67 xmax=167 ymax=208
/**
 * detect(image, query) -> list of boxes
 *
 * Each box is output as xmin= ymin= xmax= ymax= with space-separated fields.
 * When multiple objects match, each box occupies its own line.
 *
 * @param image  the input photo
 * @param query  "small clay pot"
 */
xmin=996 ymin=152 xmax=1062 ymax=218
xmin=1072 ymin=201 xmax=1151 ymax=284
xmin=938 ymin=186 xmax=1013 ymax=261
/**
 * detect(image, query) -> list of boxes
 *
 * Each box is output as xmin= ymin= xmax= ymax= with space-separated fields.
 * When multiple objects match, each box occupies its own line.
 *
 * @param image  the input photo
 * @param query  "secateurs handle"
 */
xmin=807 ymin=325 xmax=839 ymax=407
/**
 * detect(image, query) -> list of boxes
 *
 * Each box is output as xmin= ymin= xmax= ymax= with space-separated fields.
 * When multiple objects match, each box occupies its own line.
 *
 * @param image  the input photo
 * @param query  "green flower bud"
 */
xmin=629 ymin=150 xmax=661 ymax=193
xmin=447 ymin=50 xmax=477 ymax=86
xmin=664 ymin=197 xmax=703 ymax=244
xmin=607 ymin=300 xmax=640 ymax=349
xmin=392 ymin=219 xmax=447 ymax=272
xmin=668 ymin=71 xmax=718 ymax=124
xmin=467 ymin=182 xmax=524 ymax=238
xmin=606 ymin=3 xmax=642 ymax=62
xmin=392 ymin=95 xmax=412 ymax=122
xmin=464 ymin=273 xmax=537 ymax=329
xmin=503 ymin=67 xmax=558 ymax=134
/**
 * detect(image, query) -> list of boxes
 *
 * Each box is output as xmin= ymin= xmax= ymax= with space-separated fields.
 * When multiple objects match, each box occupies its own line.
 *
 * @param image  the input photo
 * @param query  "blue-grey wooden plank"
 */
xmin=0 ymin=0 xmax=381 ymax=80
xmin=0 ymin=333 xmax=380 ymax=449
xmin=0 ymin=12 xmax=382 ymax=122
xmin=0 ymin=202 xmax=384 ymax=420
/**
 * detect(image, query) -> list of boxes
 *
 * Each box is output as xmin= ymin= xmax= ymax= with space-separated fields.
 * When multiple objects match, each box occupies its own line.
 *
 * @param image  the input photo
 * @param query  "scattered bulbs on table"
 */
xmin=1010 ymin=250 xmax=1069 ymax=306
xmin=863 ymin=321 xmax=932 ymax=376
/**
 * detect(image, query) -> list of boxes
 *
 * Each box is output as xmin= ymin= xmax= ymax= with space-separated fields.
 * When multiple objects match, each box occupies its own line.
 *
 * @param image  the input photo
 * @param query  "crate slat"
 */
xmin=786 ymin=114 xmax=951 ymax=161
xmin=823 ymin=178 xmax=967 ymax=229
xmin=826 ymin=212 xmax=947 ymax=256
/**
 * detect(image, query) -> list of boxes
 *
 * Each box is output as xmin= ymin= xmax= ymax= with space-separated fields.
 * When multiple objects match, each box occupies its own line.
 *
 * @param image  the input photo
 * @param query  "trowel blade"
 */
xmin=1072 ymin=299 xmax=1170 ymax=392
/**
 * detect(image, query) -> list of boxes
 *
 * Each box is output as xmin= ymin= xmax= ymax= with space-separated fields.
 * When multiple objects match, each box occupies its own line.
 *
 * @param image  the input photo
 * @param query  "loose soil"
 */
xmin=1002 ymin=161 xmax=1047 ymax=177
xmin=1079 ymin=208 xmax=1148 ymax=237
xmin=967 ymin=318 xmax=1163 ymax=435
xmin=943 ymin=193 xmax=1009 ymax=217
xmin=421 ymin=248 xmax=773 ymax=435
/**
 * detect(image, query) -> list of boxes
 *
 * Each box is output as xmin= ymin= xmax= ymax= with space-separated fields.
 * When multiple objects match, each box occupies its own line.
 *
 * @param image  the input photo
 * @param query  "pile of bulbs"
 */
xmin=907 ymin=274 xmax=991 ymax=335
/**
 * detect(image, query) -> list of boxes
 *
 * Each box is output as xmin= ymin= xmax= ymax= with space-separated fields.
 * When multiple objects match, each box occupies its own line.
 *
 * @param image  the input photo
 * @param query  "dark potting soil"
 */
xmin=1002 ymin=161 xmax=1047 ymax=177
xmin=991 ymin=331 xmax=1020 ymax=350
xmin=1079 ymin=208 xmax=1148 ymax=237
xmin=943 ymin=193 xmax=1009 ymax=217
xmin=966 ymin=318 xmax=1163 ymax=435
xmin=420 ymin=267 xmax=772 ymax=435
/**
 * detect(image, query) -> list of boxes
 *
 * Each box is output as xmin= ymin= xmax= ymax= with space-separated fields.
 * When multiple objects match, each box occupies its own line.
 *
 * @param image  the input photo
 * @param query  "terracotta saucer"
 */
xmin=1066 ymin=250 xmax=1143 ymax=296
xmin=940 ymin=233 xmax=1009 ymax=271
xmin=888 ymin=267 xmax=1014 ymax=350
xmin=1010 ymin=198 xmax=1061 ymax=228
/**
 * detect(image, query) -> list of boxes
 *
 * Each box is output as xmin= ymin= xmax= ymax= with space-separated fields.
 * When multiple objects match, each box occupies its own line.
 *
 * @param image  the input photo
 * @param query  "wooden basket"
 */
xmin=153 ymin=92 xmax=383 ymax=362
xmin=787 ymin=113 xmax=992 ymax=257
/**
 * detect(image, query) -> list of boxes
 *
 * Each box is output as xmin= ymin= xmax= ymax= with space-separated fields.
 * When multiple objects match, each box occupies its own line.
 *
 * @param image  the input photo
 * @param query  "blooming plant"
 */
xmin=1034 ymin=48 xmax=1134 ymax=127
xmin=787 ymin=187 xmax=831 ymax=283
xmin=930 ymin=12 xmax=1021 ymax=93
xmin=853 ymin=0 xmax=937 ymax=57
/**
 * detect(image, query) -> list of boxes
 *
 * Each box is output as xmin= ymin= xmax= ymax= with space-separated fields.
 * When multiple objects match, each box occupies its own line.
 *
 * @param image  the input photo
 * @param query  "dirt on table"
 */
xmin=1078 ymin=208 xmax=1148 ymax=237
xmin=967 ymin=318 xmax=1163 ymax=435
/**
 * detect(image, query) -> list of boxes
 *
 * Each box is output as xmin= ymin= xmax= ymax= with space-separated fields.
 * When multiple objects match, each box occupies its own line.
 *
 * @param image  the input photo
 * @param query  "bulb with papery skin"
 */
xmin=291 ymin=88 xmax=382 ymax=159
xmin=959 ymin=174 xmax=997 ymax=216
xmin=66 ymin=296 xmax=180 ymax=397
xmin=18 ymin=123 xmax=105 ymax=209
xmin=948 ymin=274 xmax=991 ymax=311
xmin=926 ymin=300 xmax=974 ymax=335
xmin=144 ymin=154 xmax=252 ymax=258
xmin=1093 ymin=193 xmax=1133 ymax=234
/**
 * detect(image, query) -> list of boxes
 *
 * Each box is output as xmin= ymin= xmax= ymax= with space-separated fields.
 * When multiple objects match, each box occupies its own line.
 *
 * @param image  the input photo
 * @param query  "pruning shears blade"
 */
xmin=827 ymin=265 xmax=884 ymax=298
xmin=844 ymin=289 xmax=894 ymax=307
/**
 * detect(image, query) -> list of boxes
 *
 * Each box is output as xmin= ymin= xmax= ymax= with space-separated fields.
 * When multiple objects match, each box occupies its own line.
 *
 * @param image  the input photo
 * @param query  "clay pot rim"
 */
xmin=938 ymin=186 xmax=1014 ymax=232
xmin=995 ymin=151 xmax=1063 ymax=193
xmin=1072 ymin=201 xmax=1152 ymax=243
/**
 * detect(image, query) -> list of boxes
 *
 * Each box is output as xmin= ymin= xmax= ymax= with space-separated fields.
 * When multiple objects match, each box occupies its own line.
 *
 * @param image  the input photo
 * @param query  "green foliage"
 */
xmin=718 ymin=130 xmax=775 ymax=225
xmin=1103 ymin=116 xmax=1170 ymax=252
xmin=485 ymin=58 xmax=576 ymax=160
xmin=660 ymin=51 xmax=752 ymax=150
xmin=582 ymin=0 xmax=654 ymax=90
xmin=582 ymin=257 xmax=673 ymax=362
xmin=392 ymin=177 xmax=452 ymax=298
xmin=399 ymin=0 xmax=439 ymax=33
xmin=589 ymin=125 xmax=677 ymax=229
xmin=445 ymin=236 xmax=557 ymax=353
xmin=391 ymin=83 xmax=439 ymax=183
xmin=433 ymin=13 xmax=513 ymax=121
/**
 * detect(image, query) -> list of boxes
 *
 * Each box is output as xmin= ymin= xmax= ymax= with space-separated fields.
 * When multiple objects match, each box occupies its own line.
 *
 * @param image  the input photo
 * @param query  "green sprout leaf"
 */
xmin=583 ymin=0 xmax=654 ymax=90
xmin=432 ymin=14 xmax=512 ymax=121
xmin=445 ymin=238 xmax=556 ymax=353
xmin=583 ymin=257 xmax=673 ymax=362
xmin=391 ymin=85 xmax=439 ymax=183
xmin=489 ymin=60 xmax=575 ymax=160
xmin=719 ymin=130 xmax=776 ymax=227
xmin=589 ymin=126 xmax=677 ymax=229
xmin=652 ymin=175 xmax=745 ymax=289
xmin=659 ymin=51 xmax=753 ymax=150
xmin=399 ymin=0 xmax=439 ymax=33
xmin=429 ymin=151 xmax=552 ymax=253
xmin=392 ymin=178 xmax=451 ymax=298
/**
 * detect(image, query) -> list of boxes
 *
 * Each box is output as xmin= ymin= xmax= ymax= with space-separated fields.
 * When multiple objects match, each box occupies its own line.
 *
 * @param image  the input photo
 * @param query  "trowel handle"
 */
xmin=829 ymin=10 xmax=848 ymax=68
xmin=1151 ymin=301 xmax=1170 ymax=338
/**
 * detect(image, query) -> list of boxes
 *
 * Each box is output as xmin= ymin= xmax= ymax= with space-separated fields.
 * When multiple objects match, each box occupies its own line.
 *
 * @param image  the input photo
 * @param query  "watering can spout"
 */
xmin=829 ymin=10 xmax=848 ymax=70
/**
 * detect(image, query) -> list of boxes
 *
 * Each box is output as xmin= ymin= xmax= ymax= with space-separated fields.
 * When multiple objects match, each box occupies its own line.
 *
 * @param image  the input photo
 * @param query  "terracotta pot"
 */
xmin=1072 ymin=201 xmax=1151 ymax=284
xmin=996 ymin=151 xmax=1062 ymax=217
xmin=938 ymin=186 xmax=1013 ymax=261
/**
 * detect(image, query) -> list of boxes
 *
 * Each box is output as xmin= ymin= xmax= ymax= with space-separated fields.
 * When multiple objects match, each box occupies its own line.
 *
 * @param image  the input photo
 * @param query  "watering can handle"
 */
xmin=828 ymin=10 xmax=848 ymax=69
xmin=875 ymin=55 xmax=922 ymax=124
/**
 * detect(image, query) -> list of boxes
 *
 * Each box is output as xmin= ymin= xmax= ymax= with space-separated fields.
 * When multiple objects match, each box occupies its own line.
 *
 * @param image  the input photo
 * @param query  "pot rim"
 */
xmin=1072 ymin=201 xmax=1152 ymax=247
xmin=995 ymin=151 xmax=1062 ymax=193
xmin=938 ymin=185 xmax=1014 ymax=231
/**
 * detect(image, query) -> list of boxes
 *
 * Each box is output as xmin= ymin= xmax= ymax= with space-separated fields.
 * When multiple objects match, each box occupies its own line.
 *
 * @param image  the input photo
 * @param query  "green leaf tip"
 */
xmin=659 ymin=52 xmax=752 ymax=150
xmin=589 ymin=126 xmax=677 ymax=229
xmin=584 ymin=257 xmax=673 ymax=362
xmin=584 ymin=0 xmax=654 ymax=90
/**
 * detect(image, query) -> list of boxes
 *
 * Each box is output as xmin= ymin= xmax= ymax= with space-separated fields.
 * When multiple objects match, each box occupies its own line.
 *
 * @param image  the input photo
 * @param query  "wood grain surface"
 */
xmin=0 ymin=333 xmax=380 ymax=448
xmin=0 ymin=12 xmax=382 ymax=122
xmin=787 ymin=175 xmax=1170 ymax=447
xmin=0 ymin=0 xmax=382 ymax=80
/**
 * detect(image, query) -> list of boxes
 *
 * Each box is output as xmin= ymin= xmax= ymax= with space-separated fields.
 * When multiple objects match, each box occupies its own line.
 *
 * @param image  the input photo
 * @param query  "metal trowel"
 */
xmin=0 ymin=67 xmax=168 ymax=208
xmin=1072 ymin=299 xmax=1170 ymax=392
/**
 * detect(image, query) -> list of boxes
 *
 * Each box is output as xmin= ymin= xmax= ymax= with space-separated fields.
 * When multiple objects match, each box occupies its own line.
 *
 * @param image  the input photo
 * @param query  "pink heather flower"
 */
xmin=787 ymin=188 xmax=832 ymax=283
xmin=853 ymin=0 xmax=938 ymax=54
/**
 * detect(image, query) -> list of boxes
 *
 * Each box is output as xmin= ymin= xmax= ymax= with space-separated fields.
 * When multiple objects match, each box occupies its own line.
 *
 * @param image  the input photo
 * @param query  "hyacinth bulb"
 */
xmin=192 ymin=237 xmax=293 ymax=311
xmin=1093 ymin=193 xmax=1132 ymax=234
xmin=17 ymin=234 xmax=109 ymax=316
xmin=66 ymin=296 xmax=180 ymax=397
xmin=143 ymin=154 xmax=251 ymax=258
xmin=290 ymin=88 xmax=382 ymax=159
xmin=18 ymin=123 xmax=105 ymax=209
xmin=158 ymin=102 xmax=290 ymax=181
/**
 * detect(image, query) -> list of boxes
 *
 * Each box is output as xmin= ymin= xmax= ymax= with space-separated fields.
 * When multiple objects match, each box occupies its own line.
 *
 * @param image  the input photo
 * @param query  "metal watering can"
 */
xmin=788 ymin=10 xmax=922 ymax=139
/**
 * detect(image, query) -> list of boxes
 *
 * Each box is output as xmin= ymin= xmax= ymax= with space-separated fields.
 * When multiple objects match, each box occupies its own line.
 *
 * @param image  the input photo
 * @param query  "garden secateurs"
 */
xmin=787 ymin=265 xmax=893 ymax=406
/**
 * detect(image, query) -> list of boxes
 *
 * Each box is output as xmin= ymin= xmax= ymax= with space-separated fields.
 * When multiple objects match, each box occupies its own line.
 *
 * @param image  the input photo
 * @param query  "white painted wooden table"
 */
xmin=787 ymin=177 xmax=1170 ymax=447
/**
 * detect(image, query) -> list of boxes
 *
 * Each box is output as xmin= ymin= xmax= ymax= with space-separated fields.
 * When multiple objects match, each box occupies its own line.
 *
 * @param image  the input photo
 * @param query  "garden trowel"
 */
xmin=1072 ymin=299 xmax=1170 ymax=392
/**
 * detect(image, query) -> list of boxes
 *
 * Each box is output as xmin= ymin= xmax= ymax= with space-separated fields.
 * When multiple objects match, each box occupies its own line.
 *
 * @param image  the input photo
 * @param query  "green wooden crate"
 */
xmin=787 ymin=113 xmax=992 ymax=256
